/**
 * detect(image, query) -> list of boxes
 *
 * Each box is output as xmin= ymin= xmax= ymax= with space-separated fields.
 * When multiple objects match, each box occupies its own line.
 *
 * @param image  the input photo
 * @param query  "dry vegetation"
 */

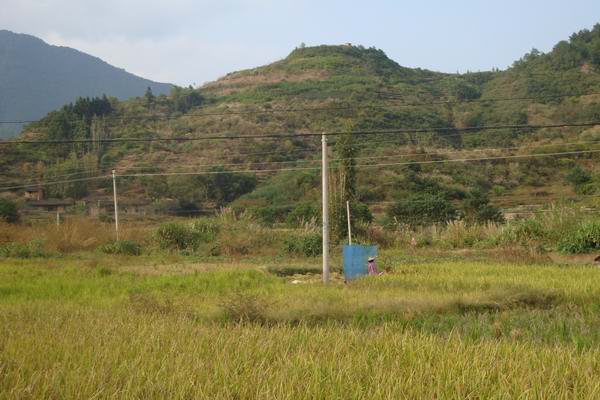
xmin=2 ymin=256 xmax=600 ymax=398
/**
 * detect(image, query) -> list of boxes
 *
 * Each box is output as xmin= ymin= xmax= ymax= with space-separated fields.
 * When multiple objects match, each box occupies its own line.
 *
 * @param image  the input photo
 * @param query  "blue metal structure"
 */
xmin=342 ymin=244 xmax=377 ymax=281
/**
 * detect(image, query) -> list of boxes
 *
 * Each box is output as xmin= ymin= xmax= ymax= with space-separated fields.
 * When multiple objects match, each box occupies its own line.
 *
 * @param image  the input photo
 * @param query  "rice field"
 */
xmin=2 ymin=255 xmax=600 ymax=398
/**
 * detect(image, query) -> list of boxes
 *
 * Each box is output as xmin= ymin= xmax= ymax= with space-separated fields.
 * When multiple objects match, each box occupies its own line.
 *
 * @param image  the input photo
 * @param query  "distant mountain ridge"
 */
xmin=0 ymin=30 xmax=172 ymax=138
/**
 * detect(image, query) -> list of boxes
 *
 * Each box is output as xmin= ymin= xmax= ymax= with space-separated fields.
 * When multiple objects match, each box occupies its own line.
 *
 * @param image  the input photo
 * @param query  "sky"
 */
xmin=1 ymin=0 xmax=600 ymax=86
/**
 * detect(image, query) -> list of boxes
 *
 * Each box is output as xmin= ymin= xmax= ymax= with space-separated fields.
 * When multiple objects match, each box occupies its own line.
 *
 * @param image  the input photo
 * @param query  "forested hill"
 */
xmin=0 ymin=30 xmax=172 ymax=138
xmin=3 ymin=24 xmax=600 ymax=225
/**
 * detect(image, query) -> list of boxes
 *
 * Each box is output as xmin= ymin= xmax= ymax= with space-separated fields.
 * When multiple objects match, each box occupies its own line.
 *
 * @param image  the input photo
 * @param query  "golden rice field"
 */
xmin=1 ymin=254 xmax=600 ymax=399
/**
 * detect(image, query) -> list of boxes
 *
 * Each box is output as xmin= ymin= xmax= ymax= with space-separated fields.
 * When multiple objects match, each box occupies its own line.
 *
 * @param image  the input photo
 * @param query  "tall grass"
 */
xmin=0 ymin=218 xmax=149 ymax=254
xmin=0 ymin=206 xmax=597 ymax=259
xmin=3 ymin=310 xmax=600 ymax=399
xmin=2 ymin=258 xmax=600 ymax=397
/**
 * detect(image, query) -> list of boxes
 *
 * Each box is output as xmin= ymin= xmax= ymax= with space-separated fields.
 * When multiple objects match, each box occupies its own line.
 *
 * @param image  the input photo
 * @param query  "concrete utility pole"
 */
xmin=346 ymin=200 xmax=352 ymax=245
xmin=321 ymin=134 xmax=330 ymax=284
xmin=112 ymin=170 xmax=120 ymax=241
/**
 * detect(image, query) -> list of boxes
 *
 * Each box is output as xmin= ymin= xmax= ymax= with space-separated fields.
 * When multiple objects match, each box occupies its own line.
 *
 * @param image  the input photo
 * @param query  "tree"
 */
xmin=566 ymin=165 xmax=595 ymax=195
xmin=209 ymin=168 xmax=257 ymax=206
xmin=330 ymin=131 xmax=372 ymax=240
xmin=0 ymin=198 xmax=19 ymax=223
xmin=170 ymin=87 xmax=204 ymax=113
xmin=566 ymin=165 xmax=591 ymax=186
xmin=145 ymin=87 xmax=155 ymax=106
xmin=387 ymin=193 xmax=457 ymax=227
xmin=336 ymin=132 xmax=357 ymax=201
xmin=463 ymin=189 xmax=504 ymax=224
xmin=449 ymin=80 xmax=481 ymax=101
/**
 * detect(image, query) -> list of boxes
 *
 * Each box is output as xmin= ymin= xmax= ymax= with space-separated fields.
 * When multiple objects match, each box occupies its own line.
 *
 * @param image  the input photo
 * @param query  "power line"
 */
xmin=99 ymin=139 xmax=600 ymax=174
xmin=2 ymin=121 xmax=599 ymax=146
xmin=354 ymin=149 xmax=600 ymax=169
xmin=0 ymin=175 xmax=110 ymax=191
xmin=4 ymin=129 xmax=589 ymax=184
xmin=4 ymin=137 xmax=600 ymax=187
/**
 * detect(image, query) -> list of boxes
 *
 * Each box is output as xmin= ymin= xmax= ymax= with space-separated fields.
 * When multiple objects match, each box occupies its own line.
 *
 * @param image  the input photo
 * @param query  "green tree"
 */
xmin=170 ymin=87 xmax=204 ymax=113
xmin=331 ymin=131 xmax=372 ymax=241
xmin=566 ymin=165 xmax=592 ymax=186
xmin=463 ymin=189 xmax=504 ymax=224
xmin=209 ymin=168 xmax=257 ymax=206
xmin=145 ymin=87 xmax=155 ymax=106
xmin=0 ymin=198 xmax=19 ymax=223
xmin=388 ymin=193 xmax=457 ymax=227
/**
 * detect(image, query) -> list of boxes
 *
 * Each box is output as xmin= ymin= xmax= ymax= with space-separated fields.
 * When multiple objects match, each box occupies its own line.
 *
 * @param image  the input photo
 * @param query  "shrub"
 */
xmin=566 ymin=166 xmax=592 ymax=186
xmin=156 ymin=223 xmax=199 ymax=251
xmin=286 ymin=202 xmax=319 ymax=227
xmin=463 ymin=189 xmax=505 ymax=224
xmin=0 ymin=240 xmax=45 ymax=258
xmin=557 ymin=220 xmax=600 ymax=254
xmin=99 ymin=240 xmax=142 ymax=256
xmin=283 ymin=233 xmax=322 ymax=257
xmin=496 ymin=219 xmax=546 ymax=245
xmin=0 ymin=198 xmax=19 ymax=223
xmin=248 ymin=205 xmax=289 ymax=226
xmin=190 ymin=218 xmax=219 ymax=242
xmin=440 ymin=221 xmax=489 ymax=248
xmin=219 ymin=291 xmax=272 ymax=324
xmin=388 ymin=193 xmax=457 ymax=227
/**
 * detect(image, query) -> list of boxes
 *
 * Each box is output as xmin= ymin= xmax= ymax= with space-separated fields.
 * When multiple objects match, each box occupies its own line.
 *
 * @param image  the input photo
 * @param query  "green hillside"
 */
xmin=3 ymin=24 xmax=600 ymax=230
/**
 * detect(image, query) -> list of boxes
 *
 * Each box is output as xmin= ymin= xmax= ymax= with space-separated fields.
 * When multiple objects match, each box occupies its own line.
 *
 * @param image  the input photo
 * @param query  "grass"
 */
xmin=2 ymin=254 xmax=600 ymax=397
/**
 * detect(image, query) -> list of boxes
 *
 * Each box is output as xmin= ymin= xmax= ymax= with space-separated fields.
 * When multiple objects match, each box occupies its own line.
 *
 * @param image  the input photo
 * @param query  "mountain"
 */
xmin=0 ymin=30 xmax=172 ymax=138
xmin=3 ymin=24 xmax=600 ymax=223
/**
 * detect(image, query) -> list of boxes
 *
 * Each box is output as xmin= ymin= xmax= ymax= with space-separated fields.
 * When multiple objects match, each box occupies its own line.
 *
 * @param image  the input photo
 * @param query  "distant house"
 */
xmin=24 ymin=186 xmax=43 ymax=201
xmin=87 ymin=199 xmax=149 ymax=217
xmin=27 ymin=199 xmax=74 ymax=213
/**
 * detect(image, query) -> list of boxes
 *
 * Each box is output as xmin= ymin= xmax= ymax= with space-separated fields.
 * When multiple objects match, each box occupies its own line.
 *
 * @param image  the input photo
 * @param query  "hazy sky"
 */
xmin=1 ymin=0 xmax=600 ymax=86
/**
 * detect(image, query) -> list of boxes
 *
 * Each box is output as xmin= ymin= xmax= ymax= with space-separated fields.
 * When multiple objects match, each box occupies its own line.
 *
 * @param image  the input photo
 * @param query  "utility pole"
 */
xmin=321 ymin=134 xmax=329 ymax=284
xmin=112 ymin=170 xmax=119 ymax=241
xmin=346 ymin=200 xmax=352 ymax=246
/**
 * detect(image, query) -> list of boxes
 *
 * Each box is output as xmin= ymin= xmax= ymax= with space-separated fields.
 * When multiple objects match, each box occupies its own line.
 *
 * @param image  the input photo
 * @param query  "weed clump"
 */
xmin=0 ymin=240 xmax=46 ymax=258
xmin=99 ymin=240 xmax=142 ymax=256
xmin=156 ymin=222 xmax=199 ymax=251
xmin=497 ymin=219 xmax=546 ymax=245
xmin=557 ymin=220 xmax=600 ymax=254
xmin=219 ymin=291 xmax=273 ymax=324
xmin=283 ymin=233 xmax=322 ymax=257
xmin=129 ymin=293 xmax=177 ymax=315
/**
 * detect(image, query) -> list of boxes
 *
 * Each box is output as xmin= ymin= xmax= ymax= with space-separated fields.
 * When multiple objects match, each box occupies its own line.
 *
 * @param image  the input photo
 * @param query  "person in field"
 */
xmin=367 ymin=257 xmax=378 ymax=275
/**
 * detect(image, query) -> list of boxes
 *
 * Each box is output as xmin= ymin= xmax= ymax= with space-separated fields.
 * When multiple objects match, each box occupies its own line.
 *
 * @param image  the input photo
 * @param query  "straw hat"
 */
xmin=368 ymin=257 xmax=375 ymax=262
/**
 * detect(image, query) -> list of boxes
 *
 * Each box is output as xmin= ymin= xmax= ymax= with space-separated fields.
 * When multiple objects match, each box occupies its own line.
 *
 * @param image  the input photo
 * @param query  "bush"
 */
xmin=99 ymin=240 xmax=142 ymax=256
xmin=283 ymin=233 xmax=322 ymax=257
xmin=440 ymin=221 xmax=489 ymax=248
xmin=219 ymin=291 xmax=272 ymax=324
xmin=156 ymin=219 xmax=220 ymax=252
xmin=190 ymin=218 xmax=220 ymax=242
xmin=156 ymin=223 xmax=199 ymax=251
xmin=388 ymin=193 xmax=457 ymax=227
xmin=247 ymin=205 xmax=289 ymax=226
xmin=499 ymin=219 xmax=546 ymax=245
xmin=0 ymin=240 xmax=45 ymax=258
xmin=286 ymin=202 xmax=319 ymax=227
xmin=463 ymin=189 xmax=505 ymax=224
xmin=557 ymin=220 xmax=600 ymax=254
xmin=0 ymin=198 xmax=19 ymax=223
